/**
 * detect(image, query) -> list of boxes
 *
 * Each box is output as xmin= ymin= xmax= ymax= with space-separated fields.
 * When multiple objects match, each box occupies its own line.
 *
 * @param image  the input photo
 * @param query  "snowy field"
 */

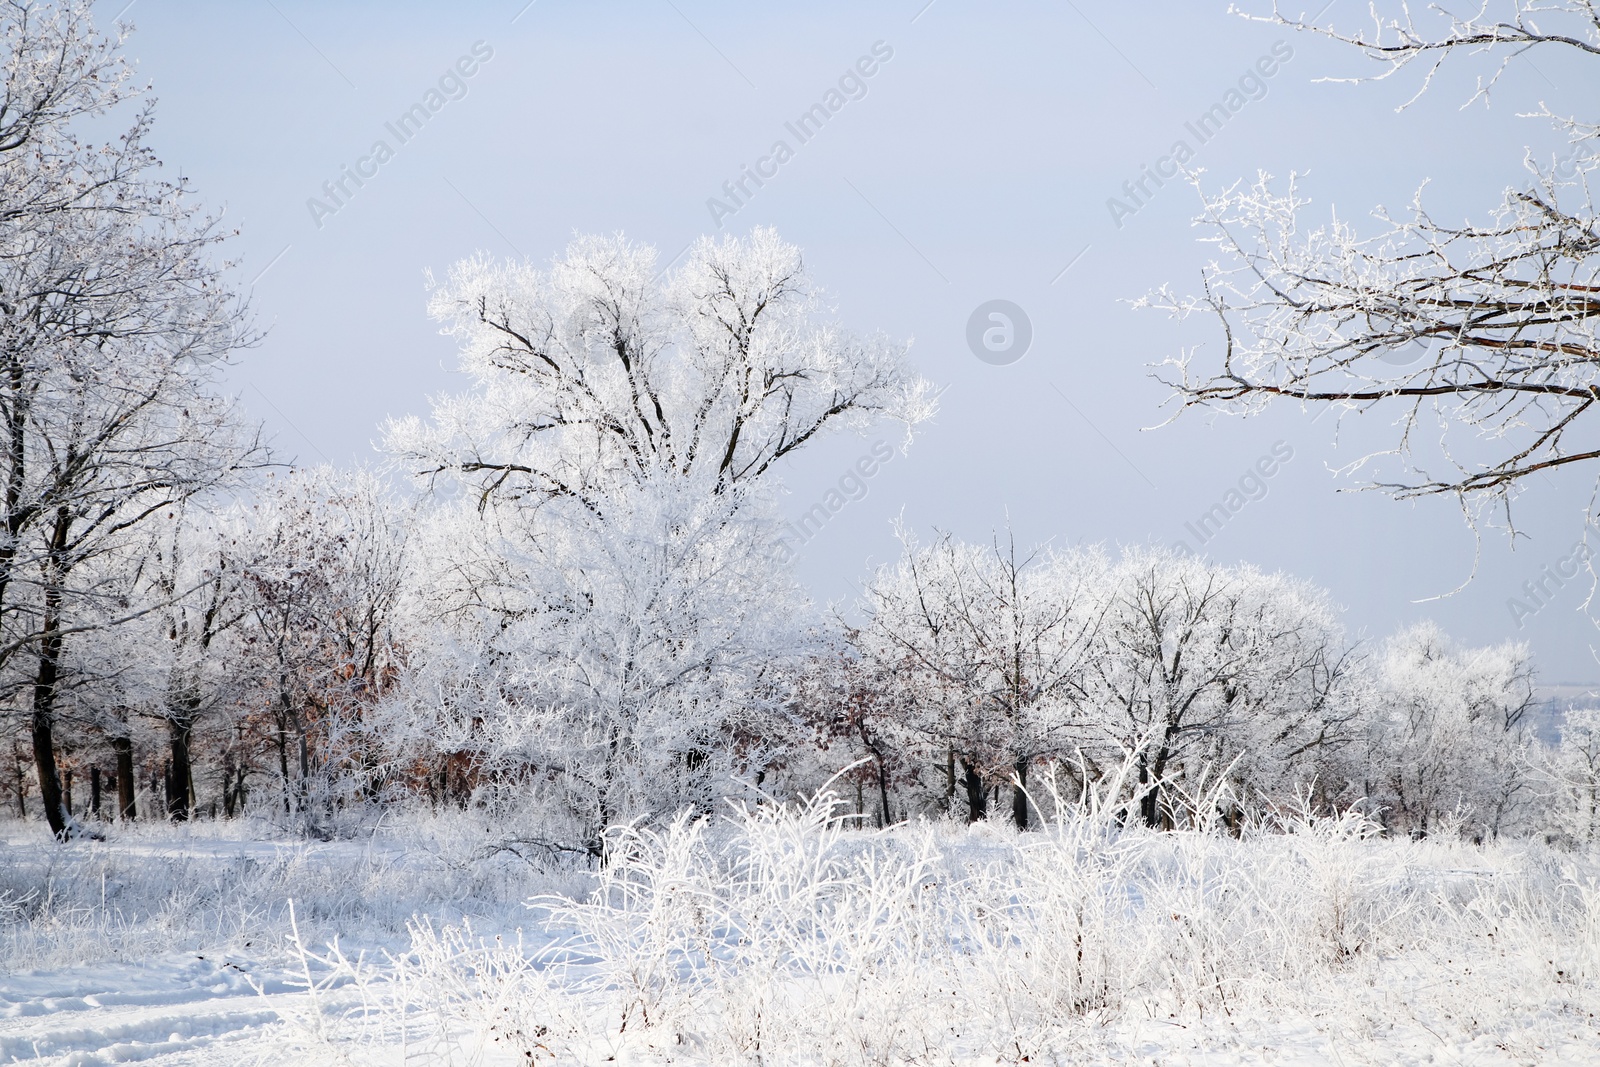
xmin=4 ymin=793 xmax=1599 ymax=1066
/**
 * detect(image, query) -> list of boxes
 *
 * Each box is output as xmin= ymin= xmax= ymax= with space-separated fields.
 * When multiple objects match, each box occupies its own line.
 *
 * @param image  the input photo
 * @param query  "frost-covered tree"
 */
xmin=1545 ymin=703 xmax=1600 ymax=844
xmin=34 ymin=497 xmax=256 ymax=825
xmin=388 ymin=228 xmax=933 ymax=504
xmin=0 ymin=1 xmax=264 ymax=838
xmin=237 ymin=468 xmax=411 ymax=823
xmin=851 ymin=540 xmax=1354 ymax=830
xmin=1080 ymin=548 xmax=1352 ymax=827
xmin=127 ymin=505 xmax=250 ymax=821
xmin=391 ymin=478 xmax=808 ymax=842
xmin=384 ymin=230 xmax=934 ymax=842
xmin=1147 ymin=3 xmax=1600 ymax=530
xmin=854 ymin=532 xmax=1103 ymax=828
xmin=1362 ymin=622 xmax=1538 ymax=838
xmin=792 ymin=643 xmax=926 ymax=828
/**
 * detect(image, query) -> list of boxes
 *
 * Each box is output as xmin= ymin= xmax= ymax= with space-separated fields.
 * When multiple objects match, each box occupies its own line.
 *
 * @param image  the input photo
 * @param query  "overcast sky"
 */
xmin=108 ymin=0 xmax=1600 ymax=681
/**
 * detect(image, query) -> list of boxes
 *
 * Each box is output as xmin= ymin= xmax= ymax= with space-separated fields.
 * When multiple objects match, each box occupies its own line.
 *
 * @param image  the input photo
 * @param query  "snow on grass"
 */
xmin=0 ymin=807 xmax=582 ymax=974
xmin=3 ymin=792 xmax=1599 ymax=1064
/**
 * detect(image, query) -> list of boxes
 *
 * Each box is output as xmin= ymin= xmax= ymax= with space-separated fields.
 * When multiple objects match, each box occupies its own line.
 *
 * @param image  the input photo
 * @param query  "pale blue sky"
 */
xmin=109 ymin=0 xmax=1600 ymax=680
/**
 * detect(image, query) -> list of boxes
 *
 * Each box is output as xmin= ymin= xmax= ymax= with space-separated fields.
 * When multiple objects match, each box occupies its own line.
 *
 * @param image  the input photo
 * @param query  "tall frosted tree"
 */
xmin=385 ymin=229 xmax=934 ymax=841
xmin=0 ymin=1 xmax=265 ymax=837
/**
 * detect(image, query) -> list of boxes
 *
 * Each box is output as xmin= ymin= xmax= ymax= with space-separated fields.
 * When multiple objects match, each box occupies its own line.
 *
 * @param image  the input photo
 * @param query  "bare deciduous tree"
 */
xmin=856 ymin=531 xmax=1104 ymax=829
xmin=1081 ymin=548 xmax=1351 ymax=827
xmin=236 ymin=468 xmax=410 ymax=825
xmin=1146 ymin=2 xmax=1600 ymax=530
xmin=383 ymin=230 xmax=933 ymax=844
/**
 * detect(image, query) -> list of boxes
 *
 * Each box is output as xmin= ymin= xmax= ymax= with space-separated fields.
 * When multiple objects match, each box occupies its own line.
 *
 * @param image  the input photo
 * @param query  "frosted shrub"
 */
xmin=544 ymin=791 xmax=948 ymax=1061
xmin=389 ymin=919 xmax=582 ymax=1065
xmin=1270 ymin=804 xmax=1405 ymax=966
xmin=546 ymin=810 xmax=721 ymax=1032
xmin=315 ymin=771 xmax=1588 ymax=1062
xmin=1571 ymin=875 xmax=1600 ymax=984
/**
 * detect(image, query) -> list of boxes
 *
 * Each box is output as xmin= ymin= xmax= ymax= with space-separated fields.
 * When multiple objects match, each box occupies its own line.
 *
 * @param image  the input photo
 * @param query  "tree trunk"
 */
xmin=1138 ymin=748 xmax=1170 ymax=829
xmin=857 ymin=730 xmax=892 ymax=828
xmin=961 ymin=758 xmax=987 ymax=823
xmin=276 ymin=715 xmax=292 ymax=816
xmin=167 ymin=718 xmax=194 ymax=821
xmin=30 ymin=581 xmax=68 ymax=840
xmin=361 ymin=746 xmax=380 ymax=804
xmin=875 ymin=753 xmax=893 ymax=829
xmin=222 ymin=753 xmax=238 ymax=817
xmin=1137 ymin=750 xmax=1153 ymax=828
xmin=113 ymin=735 xmax=136 ymax=819
xmin=90 ymin=765 xmax=101 ymax=818
xmin=30 ymin=686 xmax=66 ymax=837
xmin=945 ymin=746 xmax=956 ymax=815
xmin=297 ymin=722 xmax=310 ymax=812
xmin=1012 ymin=756 xmax=1030 ymax=831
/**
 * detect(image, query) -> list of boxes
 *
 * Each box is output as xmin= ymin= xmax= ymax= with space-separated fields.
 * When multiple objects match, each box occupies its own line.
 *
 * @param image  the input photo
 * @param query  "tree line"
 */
xmin=5 ymin=1 xmax=1600 ymax=849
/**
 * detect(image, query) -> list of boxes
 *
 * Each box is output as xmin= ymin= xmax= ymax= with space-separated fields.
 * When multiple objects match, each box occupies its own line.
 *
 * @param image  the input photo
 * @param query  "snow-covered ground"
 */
xmin=0 ymin=812 xmax=559 ymax=1065
xmin=3 ymin=799 xmax=1599 ymax=1065
xmin=3 ymin=954 xmax=303 ymax=1064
